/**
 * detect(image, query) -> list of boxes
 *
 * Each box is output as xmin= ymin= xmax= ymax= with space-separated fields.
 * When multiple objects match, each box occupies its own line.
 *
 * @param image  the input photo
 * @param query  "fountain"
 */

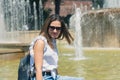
xmin=69 ymin=0 xmax=120 ymax=59
xmin=0 ymin=2 xmax=6 ymax=42
xmin=1 ymin=0 xmax=120 ymax=80
xmin=81 ymin=8 xmax=120 ymax=48
xmin=70 ymin=7 xmax=86 ymax=60
xmin=0 ymin=0 xmax=43 ymax=54
xmin=104 ymin=0 xmax=120 ymax=8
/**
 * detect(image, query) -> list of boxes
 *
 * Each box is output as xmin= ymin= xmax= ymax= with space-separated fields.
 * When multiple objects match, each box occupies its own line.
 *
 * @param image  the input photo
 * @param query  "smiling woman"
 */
xmin=48 ymin=20 xmax=62 ymax=39
xmin=28 ymin=14 xmax=84 ymax=80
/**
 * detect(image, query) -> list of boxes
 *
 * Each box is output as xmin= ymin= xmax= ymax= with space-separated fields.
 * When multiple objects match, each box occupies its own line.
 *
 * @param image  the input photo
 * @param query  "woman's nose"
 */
xmin=53 ymin=29 xmax=57 ymax=32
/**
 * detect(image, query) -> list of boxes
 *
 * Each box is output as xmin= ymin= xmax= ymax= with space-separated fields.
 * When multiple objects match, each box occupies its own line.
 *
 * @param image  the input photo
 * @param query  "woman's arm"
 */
xmin=34 ymin=40 xmax=45 ymax=80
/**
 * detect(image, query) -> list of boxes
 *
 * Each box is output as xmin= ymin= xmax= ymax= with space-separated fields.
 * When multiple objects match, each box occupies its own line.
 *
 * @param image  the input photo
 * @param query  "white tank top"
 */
xmin=29 ymin=35 xmax=58 ymax=71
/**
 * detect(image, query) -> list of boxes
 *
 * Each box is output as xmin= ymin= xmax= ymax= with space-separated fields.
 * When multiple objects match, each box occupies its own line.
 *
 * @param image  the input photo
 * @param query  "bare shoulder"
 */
xmin=34 ymin=39 xmax=45 ymax=48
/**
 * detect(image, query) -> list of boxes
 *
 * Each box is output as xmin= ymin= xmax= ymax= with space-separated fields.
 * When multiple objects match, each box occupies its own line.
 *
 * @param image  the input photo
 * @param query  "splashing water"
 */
xmin=70 ymin=8 xmax=86 ymax=60
xmin=0 ymin=0 xmax=43 ymax=42
xmin=104 ymin=0 xmax=120 ymax=8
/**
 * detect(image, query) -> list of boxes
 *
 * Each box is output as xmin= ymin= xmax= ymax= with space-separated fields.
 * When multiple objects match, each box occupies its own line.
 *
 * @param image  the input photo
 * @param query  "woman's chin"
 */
xmin=51 ymin=36 xmax=58 ymax=39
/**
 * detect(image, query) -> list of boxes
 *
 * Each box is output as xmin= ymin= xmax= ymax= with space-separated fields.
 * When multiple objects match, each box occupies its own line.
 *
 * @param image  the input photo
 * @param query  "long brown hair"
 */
xmin=40 ymin=14 xmax=74 ymax=47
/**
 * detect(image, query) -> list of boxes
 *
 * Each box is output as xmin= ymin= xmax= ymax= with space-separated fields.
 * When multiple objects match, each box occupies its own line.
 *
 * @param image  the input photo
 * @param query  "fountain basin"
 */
xmin=0 ymin=31 xmax=39 ymax=60
xmin=81 ymin=8 xmax=120 ymax=47
xmin=0 ymin=42 xmax=29 ymax=60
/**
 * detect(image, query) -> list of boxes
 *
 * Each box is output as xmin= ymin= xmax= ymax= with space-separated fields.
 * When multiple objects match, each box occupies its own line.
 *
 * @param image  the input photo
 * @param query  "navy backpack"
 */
xmin=18 ymin=53 xmax=35 ymax=80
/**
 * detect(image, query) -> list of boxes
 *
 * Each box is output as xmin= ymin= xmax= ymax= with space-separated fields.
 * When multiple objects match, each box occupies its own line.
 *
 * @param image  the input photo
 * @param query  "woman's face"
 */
xmin=48 ymin=20 xmax=61 ymax=39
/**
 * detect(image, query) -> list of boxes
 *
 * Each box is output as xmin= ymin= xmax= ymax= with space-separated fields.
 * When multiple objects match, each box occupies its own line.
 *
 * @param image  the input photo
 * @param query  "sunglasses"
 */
xmin=49 ymin=26 xmax=61 ymax=31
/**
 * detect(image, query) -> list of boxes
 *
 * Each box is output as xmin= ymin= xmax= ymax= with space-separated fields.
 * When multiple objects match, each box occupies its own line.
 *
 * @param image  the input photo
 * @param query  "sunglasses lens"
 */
xmin=49 ymin=26 xmax=61 ymax=31
xmin=56 ymin=27 xmax=61 ymax=30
